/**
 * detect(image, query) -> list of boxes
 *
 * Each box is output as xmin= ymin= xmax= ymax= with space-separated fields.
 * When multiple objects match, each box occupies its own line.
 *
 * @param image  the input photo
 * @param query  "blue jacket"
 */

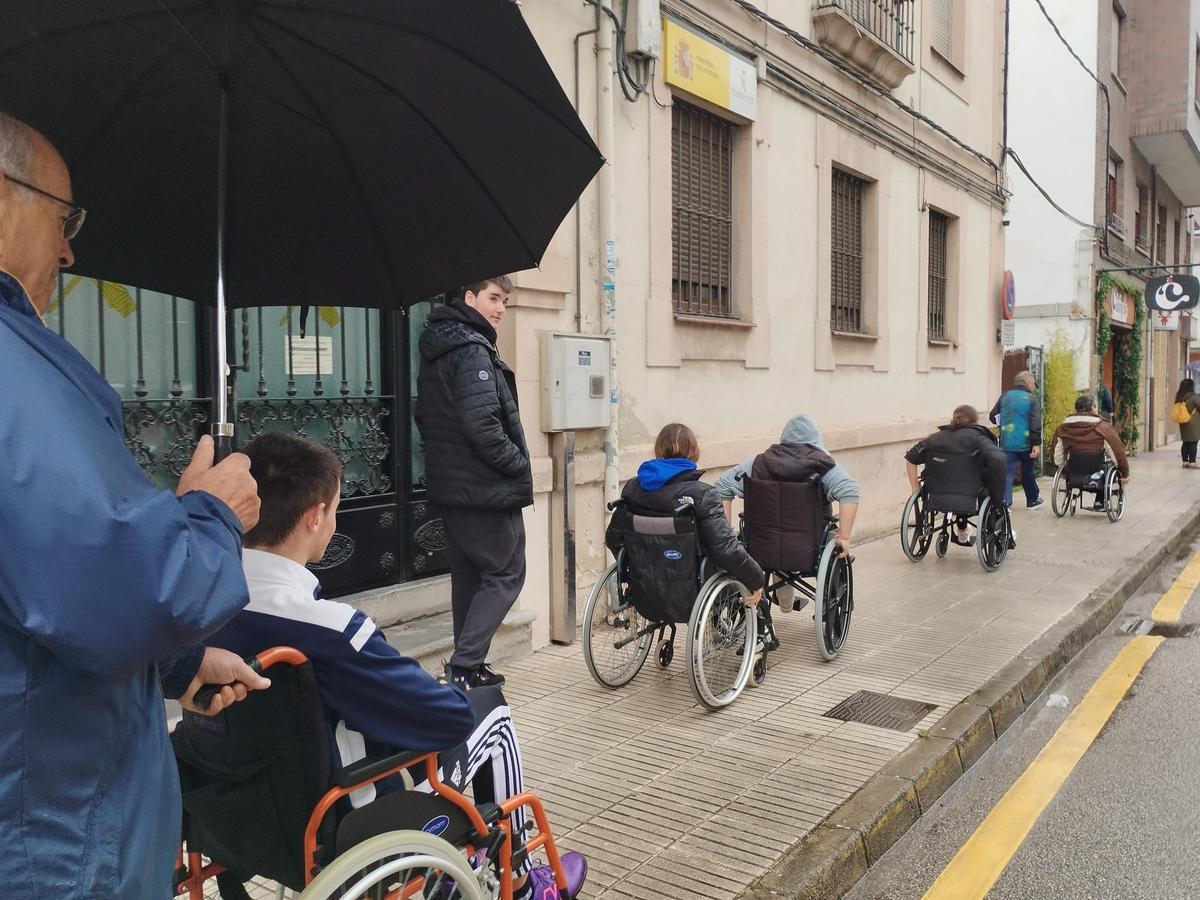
xmin=0 ymin=272 xmax=250 ymax=898
xmin=992 ymin=386 xmax=1043 ymax=452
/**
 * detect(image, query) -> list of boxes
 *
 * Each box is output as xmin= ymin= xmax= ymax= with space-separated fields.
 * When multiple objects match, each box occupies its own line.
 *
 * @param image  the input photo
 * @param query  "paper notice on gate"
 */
xmin=285 ymin=335 xmax=333 ymax=376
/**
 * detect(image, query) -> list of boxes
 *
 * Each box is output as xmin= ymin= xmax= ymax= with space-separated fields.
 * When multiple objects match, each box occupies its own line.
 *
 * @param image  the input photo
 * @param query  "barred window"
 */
xmin=671 ymin=99 xmax=734 ymax=318
xmin=831 ymin=168 xmax=866 ymax=333
xmin=1135 ymin=184 xmax=1148 ymax=251
xmin=928 ymin=210 xmax=949 ymax=341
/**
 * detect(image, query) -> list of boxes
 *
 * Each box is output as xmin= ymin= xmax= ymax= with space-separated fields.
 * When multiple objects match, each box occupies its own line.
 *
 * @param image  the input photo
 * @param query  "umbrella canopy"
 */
xmin=0 ymin=0 xmax=604 ymax=310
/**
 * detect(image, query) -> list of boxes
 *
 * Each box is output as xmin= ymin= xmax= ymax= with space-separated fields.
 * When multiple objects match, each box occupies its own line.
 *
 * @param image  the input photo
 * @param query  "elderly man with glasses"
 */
xmin=0 ymin=112 xmax=270 ymax=898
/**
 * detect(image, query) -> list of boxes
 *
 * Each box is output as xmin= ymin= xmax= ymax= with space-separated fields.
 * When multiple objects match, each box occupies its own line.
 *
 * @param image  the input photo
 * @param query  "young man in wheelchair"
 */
xmin=1050 ymin=393 xmax=1131 ymax=509
xmin=713 ymin=414 xmax=860 ymax=648
xmin=205 ymin=432 xmax=586 ymax=899
xmin=905 ymin=405 xmax=1007 ymax=546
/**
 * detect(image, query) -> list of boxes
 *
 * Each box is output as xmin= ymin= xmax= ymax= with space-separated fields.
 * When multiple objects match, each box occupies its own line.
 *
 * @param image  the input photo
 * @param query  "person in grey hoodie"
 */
xmin=715 ymin=415 xmax=861 ymax=556
xmin=714 ymin=416 xmax=861 ymax=649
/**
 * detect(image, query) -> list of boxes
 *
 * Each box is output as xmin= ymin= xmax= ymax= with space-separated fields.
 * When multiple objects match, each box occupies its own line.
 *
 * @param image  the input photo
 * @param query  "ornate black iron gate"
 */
xmin=47 ymin=276 xmax=447 ymax=598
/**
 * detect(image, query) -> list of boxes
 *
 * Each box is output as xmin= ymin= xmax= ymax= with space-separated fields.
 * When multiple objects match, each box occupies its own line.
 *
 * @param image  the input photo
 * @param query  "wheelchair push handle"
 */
xmin=190 ymin=646 xmax=307 ymax=711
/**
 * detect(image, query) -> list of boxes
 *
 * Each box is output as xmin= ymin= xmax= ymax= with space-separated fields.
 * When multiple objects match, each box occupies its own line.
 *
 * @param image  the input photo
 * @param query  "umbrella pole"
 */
xmin=211 ymin=76 xmax=234 ymax=461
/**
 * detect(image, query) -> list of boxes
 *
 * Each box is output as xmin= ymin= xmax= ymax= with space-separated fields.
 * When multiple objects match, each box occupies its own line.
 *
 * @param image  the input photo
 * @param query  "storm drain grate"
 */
xmin=1120 ymin=618 xmax=1197 ymax=638
xmin=823 ymin=690 xmax=937 ymax=731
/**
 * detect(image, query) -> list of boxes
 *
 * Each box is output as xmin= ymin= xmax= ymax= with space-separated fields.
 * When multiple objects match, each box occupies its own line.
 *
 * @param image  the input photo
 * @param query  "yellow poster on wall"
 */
xmin=663 ymin=18 xmax=757 ymax=120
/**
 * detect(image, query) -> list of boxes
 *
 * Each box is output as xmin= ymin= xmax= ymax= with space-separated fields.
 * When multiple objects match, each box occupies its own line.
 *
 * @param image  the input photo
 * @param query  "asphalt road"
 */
xmin=847 ymin=537 xmax=1200 ymax=900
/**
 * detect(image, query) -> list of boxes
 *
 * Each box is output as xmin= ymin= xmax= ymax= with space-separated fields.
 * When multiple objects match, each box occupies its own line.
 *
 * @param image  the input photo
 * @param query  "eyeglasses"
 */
xmin=4 ymin=172 xmax=86 ymax=241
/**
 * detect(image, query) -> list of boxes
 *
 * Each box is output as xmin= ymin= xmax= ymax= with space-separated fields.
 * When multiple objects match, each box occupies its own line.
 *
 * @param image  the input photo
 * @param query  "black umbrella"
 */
xmin=1 ymin=0 xmax=603 ymax=444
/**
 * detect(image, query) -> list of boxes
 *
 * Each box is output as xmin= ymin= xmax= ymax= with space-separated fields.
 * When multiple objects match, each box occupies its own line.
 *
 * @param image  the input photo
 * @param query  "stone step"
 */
xmin=381 ymin=607 xmax=538 ymax=676
xmin=351 ymin=574 xmax=451 ymax=630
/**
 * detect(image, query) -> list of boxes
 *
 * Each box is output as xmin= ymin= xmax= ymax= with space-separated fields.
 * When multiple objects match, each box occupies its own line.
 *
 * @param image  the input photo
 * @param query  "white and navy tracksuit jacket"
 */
xmin=208 ymin=550 xmax=528 ymax=851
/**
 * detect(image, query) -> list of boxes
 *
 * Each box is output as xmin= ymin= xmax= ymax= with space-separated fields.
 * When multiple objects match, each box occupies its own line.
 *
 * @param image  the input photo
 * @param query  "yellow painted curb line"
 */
xmin=921 ymin=635 xmax=1164 ymax=900
xmin=1151 ymin=550 xmax=1200 ymax=624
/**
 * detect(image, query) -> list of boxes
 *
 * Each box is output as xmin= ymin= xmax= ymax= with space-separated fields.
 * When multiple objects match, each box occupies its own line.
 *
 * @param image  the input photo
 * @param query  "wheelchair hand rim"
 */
xmin=813 ymin=538 xmax=852 ymax=660
xmin=686 ymin=574 xmax=756 ymax=710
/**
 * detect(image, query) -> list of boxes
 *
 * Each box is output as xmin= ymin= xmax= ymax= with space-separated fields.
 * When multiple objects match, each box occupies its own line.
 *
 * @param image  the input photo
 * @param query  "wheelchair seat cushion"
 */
xmin=172 ymin=661 xmax=332 ymax=891
xmin=609 ymin=503 xmax=701 ymax=623
xmin=742 ymin=443 xmax=834 ymax=574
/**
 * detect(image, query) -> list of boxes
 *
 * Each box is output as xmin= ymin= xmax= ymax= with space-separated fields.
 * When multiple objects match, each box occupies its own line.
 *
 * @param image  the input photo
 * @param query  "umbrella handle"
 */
xmin=211 ymin=423 xmax=234 ymax=463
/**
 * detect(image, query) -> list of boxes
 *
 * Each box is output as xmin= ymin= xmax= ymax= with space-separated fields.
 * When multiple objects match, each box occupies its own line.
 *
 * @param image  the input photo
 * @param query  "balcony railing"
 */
xmin=815 ymin=0 xmax=914 ymax=64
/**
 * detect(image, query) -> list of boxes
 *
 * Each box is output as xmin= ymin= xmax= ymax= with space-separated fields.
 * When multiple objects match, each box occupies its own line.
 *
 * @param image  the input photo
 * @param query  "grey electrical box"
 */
xmin=624 ymin=0 xmax=662 ymax=59
xmin=541 ymin=333 xmax=612 ymax=432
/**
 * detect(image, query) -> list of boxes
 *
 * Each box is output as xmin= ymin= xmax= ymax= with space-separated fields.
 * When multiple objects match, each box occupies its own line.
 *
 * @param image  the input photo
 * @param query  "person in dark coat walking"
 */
xmin=1175 ymin=378 xmax=1200 ymax=467
xmin=606 ymin=423 xmax=764 ymax=602
xmin=416 ymin=276 xmax=531 ymax=688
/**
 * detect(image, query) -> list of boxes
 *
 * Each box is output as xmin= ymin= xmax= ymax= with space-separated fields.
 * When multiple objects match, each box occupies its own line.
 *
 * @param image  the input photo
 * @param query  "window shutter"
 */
xmin=931 ymin=0 xmax=953 ymax=60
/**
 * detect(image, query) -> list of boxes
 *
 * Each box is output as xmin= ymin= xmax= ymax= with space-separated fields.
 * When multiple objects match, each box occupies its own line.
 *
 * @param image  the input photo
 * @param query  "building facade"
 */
xmin=61 ymin=0 xmax=1010 ymax=658
xmin=1010 ymin=0 xmax=1200 ymax=453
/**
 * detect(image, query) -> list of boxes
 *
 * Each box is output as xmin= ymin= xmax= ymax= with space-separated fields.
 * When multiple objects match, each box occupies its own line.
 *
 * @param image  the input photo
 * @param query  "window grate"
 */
xmin=831 ymin=169 xmax=866 ymax=333
xmin=928 ymin=211 xmax=949 ymax=341
xmin=1157 ymin=203 xmax=1168 ymax=263
xmin=1135 ymin=184 xmax=1148 ymax=251
xmin=672 ymin=100 xmax=735 ymax=318
xmin=815 ymin=0 xmax=915 ymax=63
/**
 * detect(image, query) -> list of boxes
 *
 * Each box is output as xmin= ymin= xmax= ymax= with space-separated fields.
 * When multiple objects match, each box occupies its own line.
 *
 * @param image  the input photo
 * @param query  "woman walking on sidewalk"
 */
xmin=1175 ymin=378 xmax=1200 ymax=468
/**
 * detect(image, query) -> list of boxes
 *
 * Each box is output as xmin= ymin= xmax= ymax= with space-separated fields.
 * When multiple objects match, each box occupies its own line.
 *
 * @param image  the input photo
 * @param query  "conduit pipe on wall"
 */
xmin=597 ymin=0 xmax=619 ymax=507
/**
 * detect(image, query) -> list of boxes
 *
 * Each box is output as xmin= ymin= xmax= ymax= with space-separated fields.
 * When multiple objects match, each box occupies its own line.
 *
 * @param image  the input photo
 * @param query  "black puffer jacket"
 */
xmin=606 ymin=470 xmax=764 ymax=591
xmin=905 ymin=424 xmax=1006 ymax=505
xmin=415 ymin=301 xmax=533 ymax=510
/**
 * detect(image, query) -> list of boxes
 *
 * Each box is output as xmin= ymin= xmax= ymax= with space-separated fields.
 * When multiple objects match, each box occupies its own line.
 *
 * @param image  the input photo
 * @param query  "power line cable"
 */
xmin=1028 ymin=0 xmax=1112 ymax=254
xmin=1005 ymin=148 xmax=1099 ymax=230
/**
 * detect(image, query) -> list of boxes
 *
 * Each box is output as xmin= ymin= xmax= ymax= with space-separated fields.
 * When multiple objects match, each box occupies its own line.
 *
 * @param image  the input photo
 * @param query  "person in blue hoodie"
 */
xmin=606 ymin=423 xmax=765 ymax=603
xmin=0 ymin=114 xmax=266 ymax=898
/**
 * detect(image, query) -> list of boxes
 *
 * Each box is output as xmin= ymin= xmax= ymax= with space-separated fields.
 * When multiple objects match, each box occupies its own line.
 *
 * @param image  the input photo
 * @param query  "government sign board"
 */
xmin=663 ymin=18 xmax=757 ymax=120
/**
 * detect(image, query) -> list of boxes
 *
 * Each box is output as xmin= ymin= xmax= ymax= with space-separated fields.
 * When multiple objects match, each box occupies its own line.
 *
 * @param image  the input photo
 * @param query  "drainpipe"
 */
xmin=574 ymin=13 xmax=599 ymax=333
xmin=597 ymin=0 xmax=620 ymax=507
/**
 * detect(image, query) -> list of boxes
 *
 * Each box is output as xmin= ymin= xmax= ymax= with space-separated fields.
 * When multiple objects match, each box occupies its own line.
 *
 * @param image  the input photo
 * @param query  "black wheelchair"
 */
xmin=901 ymin=452 xmax=1013 ymax=572
xmin=582 ymin=498 xmax=761 ymax=711
xmin=172 ymin=647 xmax=576 ymax=900
xmin=740 ymin=472 xmax=854 ymax=662
xmin=1050 ymin=450 xmax=1125 ymax=522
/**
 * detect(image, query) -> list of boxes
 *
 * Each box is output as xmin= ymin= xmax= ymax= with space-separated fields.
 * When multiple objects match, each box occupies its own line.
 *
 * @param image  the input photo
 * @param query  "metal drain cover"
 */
xmin=824 ymin=690 xmax=937 ymax=731
xmin=1120 ymin=618 xmax=1197 ymax=638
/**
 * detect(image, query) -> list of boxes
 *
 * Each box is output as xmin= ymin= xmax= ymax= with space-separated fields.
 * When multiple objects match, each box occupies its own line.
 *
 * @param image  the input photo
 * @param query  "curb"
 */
xmin=738 ymin=501 xmax=1200 ymax=900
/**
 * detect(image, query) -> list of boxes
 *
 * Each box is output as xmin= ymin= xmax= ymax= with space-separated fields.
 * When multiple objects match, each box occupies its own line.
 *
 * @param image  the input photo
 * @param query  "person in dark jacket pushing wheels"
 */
xmin=416 ymin=276 xmax=531 ymax=689
xmin=607 ymin=423 xmax=765 ymax=607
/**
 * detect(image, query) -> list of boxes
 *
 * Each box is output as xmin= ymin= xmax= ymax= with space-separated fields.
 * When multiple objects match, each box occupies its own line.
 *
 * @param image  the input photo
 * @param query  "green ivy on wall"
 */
xmin=1095 ymin=272 xmax=1144 ymax=449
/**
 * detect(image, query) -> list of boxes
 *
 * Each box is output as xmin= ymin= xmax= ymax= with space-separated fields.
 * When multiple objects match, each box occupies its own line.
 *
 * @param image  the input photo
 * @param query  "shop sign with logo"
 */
xmin=663 ymin=18 xmax=757 ymax=120
xmin=1153 ymin=309 xmax=1180 ymax=331
xmin=1107 ymin=286 xmax=1135 ymax=326
xmin=1145 ymin=274 xmax=1200 ymax=312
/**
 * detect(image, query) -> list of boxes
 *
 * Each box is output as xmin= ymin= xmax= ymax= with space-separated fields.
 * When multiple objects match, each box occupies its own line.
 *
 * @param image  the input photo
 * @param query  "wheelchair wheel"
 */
xmin=582 ymin=562 xmax=653 ymax=688
xmin=1105 ymin=467 xmax=1125 ymax=522
xmin=813 ymin=540 xmax=853 ymax=661
xmin=900 ymin=490 xmax=933 ymax=562
xmin=686 ymin=574 xmax=756 ymax=710
xmin=751 ymin=655 xmax=767 ymax=686
xmin=976 ymin=498 xmax=1009 ymax=572
xmin=1051 ymin=467 xmax=1070 ymax=517
xmin=935 ymin=531 xmax=950 ymax=558
xmin=298 ymin=829 xmax=486 ymax=900
xmin=657 ymin=638 xmax=674 ymax=668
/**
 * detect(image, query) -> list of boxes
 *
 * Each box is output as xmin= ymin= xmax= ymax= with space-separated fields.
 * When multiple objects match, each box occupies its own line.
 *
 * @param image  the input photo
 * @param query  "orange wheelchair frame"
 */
xmin=173 ymin=647 xmax=572 ymax=899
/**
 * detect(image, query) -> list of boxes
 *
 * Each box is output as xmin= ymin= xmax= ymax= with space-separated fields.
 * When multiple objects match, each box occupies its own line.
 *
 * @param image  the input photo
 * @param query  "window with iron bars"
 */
xmin=1157 ymin=203 xmax=1168 ymax=262
xmin=928 ymin=210 xmax=949 ymax=342
xmin=671 ymin=99 xmax=735 ymax=318
xmin=831 ymin=168 xmax=867 ymax=333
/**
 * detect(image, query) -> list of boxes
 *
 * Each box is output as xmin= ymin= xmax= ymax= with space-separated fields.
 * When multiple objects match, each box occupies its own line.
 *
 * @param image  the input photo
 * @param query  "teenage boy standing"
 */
xmin=416 ymin=277 xmax=532 ymax=688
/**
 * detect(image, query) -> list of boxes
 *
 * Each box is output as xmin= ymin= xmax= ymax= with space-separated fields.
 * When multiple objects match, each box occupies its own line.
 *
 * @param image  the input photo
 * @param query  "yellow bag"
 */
xmin=1172 ymin=401 xmax=1192 ymax=424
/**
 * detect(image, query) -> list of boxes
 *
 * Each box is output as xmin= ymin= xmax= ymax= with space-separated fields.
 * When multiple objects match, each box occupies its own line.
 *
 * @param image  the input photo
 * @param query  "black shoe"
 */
xmin=469 ymin=664 xmax=506 ymax=688
xmin=758 ymin=623 xmax=781 ymax=652
xmin=445 ymin=663 xmax=473 ymax=688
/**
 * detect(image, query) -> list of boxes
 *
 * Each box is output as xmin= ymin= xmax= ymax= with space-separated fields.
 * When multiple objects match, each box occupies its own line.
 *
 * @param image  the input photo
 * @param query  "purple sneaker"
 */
xmin=525 ymin=850 xmax=587 ymax=899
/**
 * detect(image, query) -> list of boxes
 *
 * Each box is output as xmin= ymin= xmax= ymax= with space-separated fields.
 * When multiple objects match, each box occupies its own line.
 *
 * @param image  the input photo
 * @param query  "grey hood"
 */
xmin=781 ymin=414 xmax=825 ymax=450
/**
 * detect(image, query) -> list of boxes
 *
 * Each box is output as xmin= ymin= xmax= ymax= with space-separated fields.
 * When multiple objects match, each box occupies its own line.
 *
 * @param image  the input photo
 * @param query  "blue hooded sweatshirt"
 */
xmin=636 ymin=457 xmax=698 ymax=491
xmin=0 ymin=271 xmax=250 ymax=898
